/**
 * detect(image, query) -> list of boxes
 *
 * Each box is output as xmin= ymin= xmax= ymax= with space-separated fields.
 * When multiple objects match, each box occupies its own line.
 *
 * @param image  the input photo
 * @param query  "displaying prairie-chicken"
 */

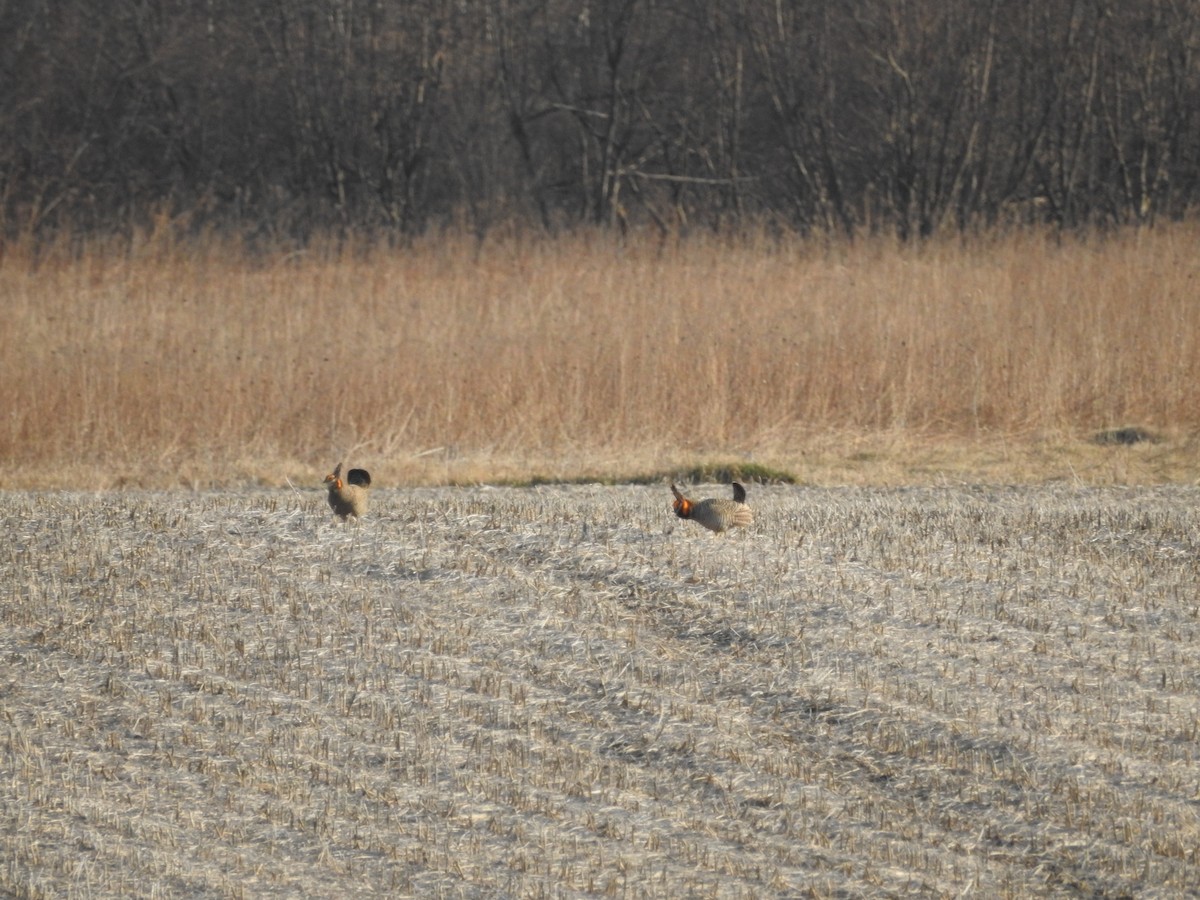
xmin=671 ymin=481 xmax=753 ymax=534
xmin=324 ymin=462 xmax=371 ymax=521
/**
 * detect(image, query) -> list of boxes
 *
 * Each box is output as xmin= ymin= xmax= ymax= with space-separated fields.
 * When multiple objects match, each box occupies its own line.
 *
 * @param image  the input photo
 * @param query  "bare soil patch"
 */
xmin=3 ymin=485 xmax=1199 ymax=897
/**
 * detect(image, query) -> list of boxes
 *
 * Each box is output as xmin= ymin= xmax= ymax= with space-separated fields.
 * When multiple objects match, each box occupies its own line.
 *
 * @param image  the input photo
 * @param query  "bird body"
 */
xmin=671 ymin=482 xmax=753 ymax=533
xmin=325 ymin=462 xmax=371 ymax=520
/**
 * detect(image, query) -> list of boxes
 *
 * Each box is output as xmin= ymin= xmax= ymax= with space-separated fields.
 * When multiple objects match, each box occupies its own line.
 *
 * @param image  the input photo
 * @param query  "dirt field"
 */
xmin=3 ymin=484 xmax=1199 ymax=897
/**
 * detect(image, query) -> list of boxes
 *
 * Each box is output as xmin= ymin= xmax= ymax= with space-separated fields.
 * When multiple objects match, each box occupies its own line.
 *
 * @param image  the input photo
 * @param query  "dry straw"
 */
xmin=2 ymin=225 xmax=1198 ymax=487
xmin=3 ymin=484 xmax=1199 ymax=894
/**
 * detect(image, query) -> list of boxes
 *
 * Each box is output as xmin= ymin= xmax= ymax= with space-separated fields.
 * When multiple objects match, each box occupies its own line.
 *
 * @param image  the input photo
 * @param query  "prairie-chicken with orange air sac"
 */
xmin=325 ymin=462 xmax=371 ymax=521
xmin=671 ymin=482 xmax=753 ymax=533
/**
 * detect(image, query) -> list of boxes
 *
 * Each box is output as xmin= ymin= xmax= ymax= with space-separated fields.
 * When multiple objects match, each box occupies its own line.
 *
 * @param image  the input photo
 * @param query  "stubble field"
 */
xmin=4 ymin=483 xmax=1199 ymax=897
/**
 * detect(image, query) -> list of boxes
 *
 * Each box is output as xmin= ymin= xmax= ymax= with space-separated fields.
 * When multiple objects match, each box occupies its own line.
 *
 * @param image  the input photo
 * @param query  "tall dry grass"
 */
xmin=3 ymin=225 xmax=1198 ymax=487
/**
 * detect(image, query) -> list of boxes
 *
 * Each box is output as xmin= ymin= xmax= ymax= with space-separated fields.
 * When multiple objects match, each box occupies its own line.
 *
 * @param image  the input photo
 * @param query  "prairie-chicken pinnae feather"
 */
xmin=671 ymin=481 xmax=753 ymax=534
xmin=325 ymin=461 xmax=371 ymax=521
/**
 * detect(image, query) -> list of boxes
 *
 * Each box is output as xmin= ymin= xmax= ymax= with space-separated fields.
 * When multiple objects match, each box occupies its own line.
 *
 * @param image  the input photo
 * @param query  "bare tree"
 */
xmin=5 ymin=0 xmax=1200 ymax=238
xmin=1095 ymin=0 xmax=1200 ymax=223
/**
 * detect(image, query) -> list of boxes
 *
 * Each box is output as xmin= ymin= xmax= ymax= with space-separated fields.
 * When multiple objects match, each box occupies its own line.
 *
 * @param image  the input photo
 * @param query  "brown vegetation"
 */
xmin=2 ymin=226 xmax=1198 ymax=489
xmin=3 ymin=485 xmax=1199 ymax=896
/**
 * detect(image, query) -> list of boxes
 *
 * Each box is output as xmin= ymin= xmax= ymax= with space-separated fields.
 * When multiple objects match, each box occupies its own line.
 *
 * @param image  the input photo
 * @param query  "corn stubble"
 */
xmin=2 ymin=226 xmax=1200 ymax=487
xmin=2 ymin=484 xmax=1199 ymax=896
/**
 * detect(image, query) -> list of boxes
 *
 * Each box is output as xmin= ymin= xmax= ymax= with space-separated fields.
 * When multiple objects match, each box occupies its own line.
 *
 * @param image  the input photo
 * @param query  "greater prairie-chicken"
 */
xmin=324 ymin=462 xmax=371 ymax=521
xmin=671 ymin=481 xmax=753 ymax=534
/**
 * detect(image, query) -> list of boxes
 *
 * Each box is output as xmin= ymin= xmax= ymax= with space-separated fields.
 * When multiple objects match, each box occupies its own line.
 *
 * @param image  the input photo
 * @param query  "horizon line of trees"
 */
xmin=3 ymin=0 xmax=1199 ymax=241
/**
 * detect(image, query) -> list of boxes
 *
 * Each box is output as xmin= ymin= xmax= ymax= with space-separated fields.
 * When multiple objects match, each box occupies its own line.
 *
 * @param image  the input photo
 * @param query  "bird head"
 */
xmin=671 ymin=484 xmax=692 ymax=519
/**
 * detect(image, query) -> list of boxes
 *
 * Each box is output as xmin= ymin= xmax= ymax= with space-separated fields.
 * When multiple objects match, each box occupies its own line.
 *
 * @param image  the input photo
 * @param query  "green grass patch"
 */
xmin=476 ymin=462 xmax=799 ymax=488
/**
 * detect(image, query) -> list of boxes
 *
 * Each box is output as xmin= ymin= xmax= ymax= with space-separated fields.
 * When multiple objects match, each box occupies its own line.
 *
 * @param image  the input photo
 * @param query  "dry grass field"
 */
xmin=3 ymin=225 xmax=1200 ymax=488
xmin=4 ymin=483 xmax=1200 ymax=897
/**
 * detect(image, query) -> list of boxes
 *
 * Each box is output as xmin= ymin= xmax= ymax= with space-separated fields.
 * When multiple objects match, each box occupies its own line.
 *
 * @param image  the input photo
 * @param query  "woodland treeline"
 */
xmin=3 ymin=0 xmax=1199 ymax=239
